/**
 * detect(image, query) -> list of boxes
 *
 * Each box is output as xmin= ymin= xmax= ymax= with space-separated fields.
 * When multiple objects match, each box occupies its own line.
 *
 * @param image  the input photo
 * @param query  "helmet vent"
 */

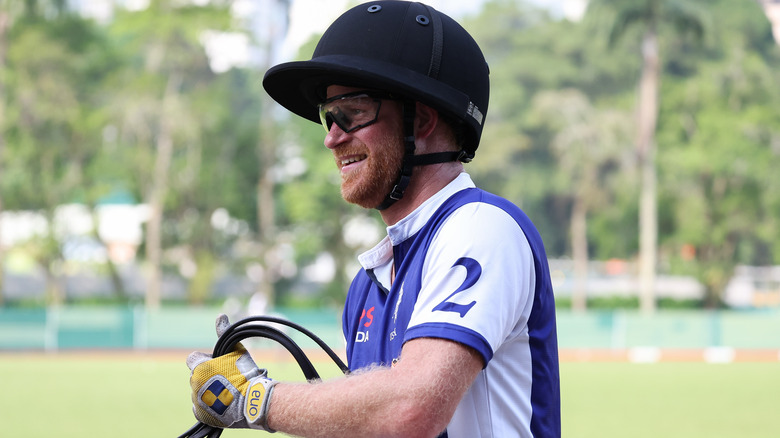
xmin=415 ymin=15 xmax=430 ymax=25
xmin=367 ymin=5 xmax=382 ymax=13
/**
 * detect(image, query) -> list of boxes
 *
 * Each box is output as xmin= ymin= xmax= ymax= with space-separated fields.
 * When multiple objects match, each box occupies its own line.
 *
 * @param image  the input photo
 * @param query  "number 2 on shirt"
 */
xmin=432 ymin=257 xmax=480 ymax=317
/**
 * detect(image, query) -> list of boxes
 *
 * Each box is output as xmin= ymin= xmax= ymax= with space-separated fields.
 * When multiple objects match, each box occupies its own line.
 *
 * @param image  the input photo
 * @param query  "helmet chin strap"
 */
xmin=375 ymin=100 xmax=461 ymax=211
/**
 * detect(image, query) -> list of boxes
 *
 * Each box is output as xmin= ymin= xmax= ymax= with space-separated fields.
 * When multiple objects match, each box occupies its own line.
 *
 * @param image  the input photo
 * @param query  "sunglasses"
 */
xmin=318 ymin=91 xmax=396 ymax=134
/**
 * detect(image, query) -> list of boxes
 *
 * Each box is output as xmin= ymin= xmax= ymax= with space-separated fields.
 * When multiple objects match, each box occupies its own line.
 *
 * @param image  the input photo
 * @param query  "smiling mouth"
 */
xmin=340 ymin=155 xmax=367 ymax=167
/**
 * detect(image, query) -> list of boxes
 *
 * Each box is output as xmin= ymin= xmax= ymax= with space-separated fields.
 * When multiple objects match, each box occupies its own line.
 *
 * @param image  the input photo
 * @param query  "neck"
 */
xmin=379 ymin=162 xmax=463 ymax=226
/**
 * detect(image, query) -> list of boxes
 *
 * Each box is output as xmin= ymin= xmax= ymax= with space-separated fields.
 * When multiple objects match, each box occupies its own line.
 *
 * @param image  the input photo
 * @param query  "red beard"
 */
xmin=338 ymin=132 xmax=405 ymax=209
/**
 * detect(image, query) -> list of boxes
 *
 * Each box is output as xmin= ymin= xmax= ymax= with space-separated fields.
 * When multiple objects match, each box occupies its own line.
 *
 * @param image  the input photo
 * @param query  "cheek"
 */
xmin=339 ymin=132 xmax=405 ymax=208
xmin=373 ymin=134 xmax=406 ymax=194
xmin=375 ymin=143 xmax=404 ymax=171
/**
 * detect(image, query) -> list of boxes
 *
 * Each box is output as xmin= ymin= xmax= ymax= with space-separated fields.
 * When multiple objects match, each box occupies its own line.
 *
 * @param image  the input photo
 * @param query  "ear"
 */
xmin=414 ymin=102 xmax=439 ymax=141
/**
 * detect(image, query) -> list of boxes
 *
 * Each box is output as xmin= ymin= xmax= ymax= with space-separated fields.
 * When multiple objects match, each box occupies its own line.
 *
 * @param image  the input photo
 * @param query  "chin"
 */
xmin=341 ymin=186 xmax=386 ymax=209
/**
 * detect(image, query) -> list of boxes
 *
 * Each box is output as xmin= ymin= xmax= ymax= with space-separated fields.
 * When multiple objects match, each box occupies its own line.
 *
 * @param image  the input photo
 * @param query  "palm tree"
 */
xmin=533 ymin=89 xmax=633 ymax=311
xmin=586 ymin=0 xmax=705 ymax=314
xmin=251 ymin=0 xmax=291 ymax=309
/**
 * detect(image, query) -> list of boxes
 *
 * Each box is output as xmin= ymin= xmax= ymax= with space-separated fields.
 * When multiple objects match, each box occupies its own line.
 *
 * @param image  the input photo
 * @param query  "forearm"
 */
xmin=266 ymin=338 xmax=480 ymax=438
xmin=267 ymin=367 xmax=444 ymax=438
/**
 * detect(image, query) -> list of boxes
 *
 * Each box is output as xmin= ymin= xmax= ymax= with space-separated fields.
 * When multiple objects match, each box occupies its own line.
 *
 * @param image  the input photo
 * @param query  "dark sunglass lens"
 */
xmin=329 ymin=108 xmax=352 ymax=132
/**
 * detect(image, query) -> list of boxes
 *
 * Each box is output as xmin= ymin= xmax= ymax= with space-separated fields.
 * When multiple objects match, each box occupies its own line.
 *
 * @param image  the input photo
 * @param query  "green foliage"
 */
xmin=653 ymin=0 xmax=780 ymax=304
xmin=1 ymin=0 xmax=779 ymax=308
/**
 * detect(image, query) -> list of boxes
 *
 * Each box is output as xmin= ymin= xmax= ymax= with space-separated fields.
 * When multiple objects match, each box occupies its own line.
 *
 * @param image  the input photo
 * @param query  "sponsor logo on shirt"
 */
xmin=389 ymin=283 xmax=405 ymax=342
xmin=356 ymin=306 xmax=374 ymax=343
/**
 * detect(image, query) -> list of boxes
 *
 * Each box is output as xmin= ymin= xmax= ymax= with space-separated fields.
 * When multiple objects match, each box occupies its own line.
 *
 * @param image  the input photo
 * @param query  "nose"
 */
xmin=323 ymin=123 xmax=348 ymax=149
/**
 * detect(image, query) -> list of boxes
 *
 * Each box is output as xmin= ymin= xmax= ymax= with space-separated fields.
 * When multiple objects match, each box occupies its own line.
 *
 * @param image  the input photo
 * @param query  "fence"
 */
xmin=1 ymin=306 xmax=779 ymax=352
xmin=0 ymin=306 xmax=344 ymax=351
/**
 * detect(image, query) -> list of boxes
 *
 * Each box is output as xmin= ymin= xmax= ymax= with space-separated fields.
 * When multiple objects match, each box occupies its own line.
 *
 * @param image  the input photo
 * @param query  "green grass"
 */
xmin=1 ymin=353 xmax=778 ymax=437
xmin=561 ymin=362 xmax=780 ymax=438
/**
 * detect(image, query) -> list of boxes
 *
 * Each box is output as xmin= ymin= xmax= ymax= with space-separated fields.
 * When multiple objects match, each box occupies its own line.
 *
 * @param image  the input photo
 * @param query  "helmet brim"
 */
xmin=263 ymin=54 xmax=472 ymax=131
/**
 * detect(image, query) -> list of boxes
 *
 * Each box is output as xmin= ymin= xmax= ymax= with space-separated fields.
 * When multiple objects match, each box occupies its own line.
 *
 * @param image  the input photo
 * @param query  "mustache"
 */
xmin=332 ymin=143 xmax=368 ymax=161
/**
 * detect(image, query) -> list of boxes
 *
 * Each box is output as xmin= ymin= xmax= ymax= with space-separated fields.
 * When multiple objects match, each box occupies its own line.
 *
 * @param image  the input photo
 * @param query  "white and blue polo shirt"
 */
xmin=342 ymin=173 xmax=560 ymax=438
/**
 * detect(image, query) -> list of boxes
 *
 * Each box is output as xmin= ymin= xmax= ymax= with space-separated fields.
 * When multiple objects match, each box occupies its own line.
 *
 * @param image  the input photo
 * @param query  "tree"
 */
xmin=464 ymin=0 xmax=640 ymax=258
xmin=586 ymin=0 xmax=706 ymax=313
xmin=107 ymin=0 xmax=231 ymax=309
xmin=531 ymin=89 xmax=633 ymax=311
xmin=4 ymin=7 xmax=115 ymax=305
xmin=0 ymin=0 xmax=69 ymax=305
xmin=656 ymin=0 xmax=780 ymax=306
xmin=251 ymin=0 xmax=292 ymax=310
xmin=0 ymin=2 xmax=13 ymax=305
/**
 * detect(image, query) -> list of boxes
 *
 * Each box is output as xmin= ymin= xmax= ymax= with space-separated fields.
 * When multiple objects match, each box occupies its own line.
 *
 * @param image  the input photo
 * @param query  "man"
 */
xmin=187 ymin=2 xmax=561 ymax=437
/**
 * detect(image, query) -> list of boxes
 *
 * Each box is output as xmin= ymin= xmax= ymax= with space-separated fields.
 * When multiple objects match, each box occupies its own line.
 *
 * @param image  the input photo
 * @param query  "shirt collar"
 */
xmin=357 ymin=172 xmax=475 ymax=270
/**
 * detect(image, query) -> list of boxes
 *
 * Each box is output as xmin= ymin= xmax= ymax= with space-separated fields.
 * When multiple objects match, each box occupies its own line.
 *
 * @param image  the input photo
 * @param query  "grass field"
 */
xmin=1 ymin=352 xmax=778 ymax=438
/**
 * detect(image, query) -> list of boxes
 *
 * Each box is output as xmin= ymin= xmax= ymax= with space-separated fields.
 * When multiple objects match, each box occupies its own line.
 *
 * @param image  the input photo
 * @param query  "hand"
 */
xmin=187 ymin=314 xmax=277 ymax=431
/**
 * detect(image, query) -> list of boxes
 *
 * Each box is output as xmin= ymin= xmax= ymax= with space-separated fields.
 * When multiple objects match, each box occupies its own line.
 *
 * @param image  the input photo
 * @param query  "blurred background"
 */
xmin=1 ymin=1 xmax=779 ymax=437
xmin=0 ymin=0 xmax=779 ymax=357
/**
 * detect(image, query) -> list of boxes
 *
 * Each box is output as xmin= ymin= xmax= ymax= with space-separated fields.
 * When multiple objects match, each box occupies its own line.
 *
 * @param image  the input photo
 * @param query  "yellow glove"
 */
xmin=186 ymin=315 xmax=277 ymax=431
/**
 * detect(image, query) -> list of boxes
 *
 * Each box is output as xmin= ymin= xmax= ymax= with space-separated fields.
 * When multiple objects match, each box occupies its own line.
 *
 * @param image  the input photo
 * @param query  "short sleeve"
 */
xmin=404 ymin=201 xmax=536 ymax=366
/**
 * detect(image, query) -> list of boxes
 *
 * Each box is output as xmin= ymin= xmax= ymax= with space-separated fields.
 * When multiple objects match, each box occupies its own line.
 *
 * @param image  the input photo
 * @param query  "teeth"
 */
xmin=341 ymin=156 xmax=366 ymax=165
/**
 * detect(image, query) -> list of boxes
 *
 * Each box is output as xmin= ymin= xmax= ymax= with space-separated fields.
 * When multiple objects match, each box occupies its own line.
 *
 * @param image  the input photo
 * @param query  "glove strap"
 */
xmin=245 ymin=376 xmax=278 ymax=432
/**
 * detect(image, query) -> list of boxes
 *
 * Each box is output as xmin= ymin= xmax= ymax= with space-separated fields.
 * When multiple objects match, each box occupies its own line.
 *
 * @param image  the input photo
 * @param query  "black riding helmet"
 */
xmin=263 ymin=1 xmax=490 ymax=209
